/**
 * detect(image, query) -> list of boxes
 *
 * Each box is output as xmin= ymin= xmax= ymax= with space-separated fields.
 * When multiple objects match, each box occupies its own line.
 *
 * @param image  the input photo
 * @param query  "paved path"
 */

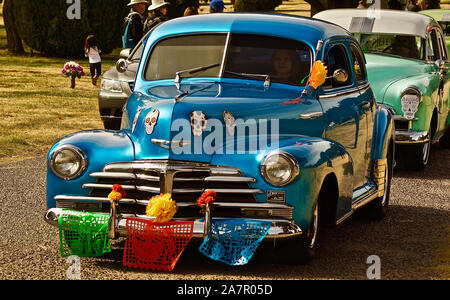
xmin=0 ymin=145 xmax=448 ymax=280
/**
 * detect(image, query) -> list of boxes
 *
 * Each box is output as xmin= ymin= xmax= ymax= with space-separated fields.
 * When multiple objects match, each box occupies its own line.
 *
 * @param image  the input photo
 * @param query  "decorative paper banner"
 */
xmin=123 ymin=218 xmax=194 ymax=272
xmin=58 ymin=210 xmax=111 ymax=258
xmin=199 ymin=219 xmax=271 ymax=266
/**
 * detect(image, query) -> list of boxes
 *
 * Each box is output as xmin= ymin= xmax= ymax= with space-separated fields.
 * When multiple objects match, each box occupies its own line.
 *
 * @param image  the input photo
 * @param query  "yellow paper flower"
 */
xmin=309 ymin=60 xmax=327 ymax=89
xmin=108 ymin=191 xmax=123 ymax=202
xmin=146 ymin=193 xmax=178 ymax=223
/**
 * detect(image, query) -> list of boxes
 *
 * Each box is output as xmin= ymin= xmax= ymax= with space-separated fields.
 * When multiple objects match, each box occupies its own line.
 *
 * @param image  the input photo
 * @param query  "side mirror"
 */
xmin=116 ymin=58 xmax=128 ymax=73
xmin=435 ymin=59 xmax=446 ymax=70
xmin=120 ymin=48 xmax=131 ymax=59
xmin=333 ymin=68 xmax=348 ymax=84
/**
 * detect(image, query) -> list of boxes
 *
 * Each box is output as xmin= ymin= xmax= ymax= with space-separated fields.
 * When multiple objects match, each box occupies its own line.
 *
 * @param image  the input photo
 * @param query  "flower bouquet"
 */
xmin=61 ymin=61 xmax=85 ymax=88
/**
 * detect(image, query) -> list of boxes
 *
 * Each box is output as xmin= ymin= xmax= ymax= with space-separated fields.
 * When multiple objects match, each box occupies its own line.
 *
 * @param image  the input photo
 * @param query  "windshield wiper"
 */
xmin=223 ymin=71 xmax=271 ymax=87
xmin=174 ymin=63 xmax=221 ymax=83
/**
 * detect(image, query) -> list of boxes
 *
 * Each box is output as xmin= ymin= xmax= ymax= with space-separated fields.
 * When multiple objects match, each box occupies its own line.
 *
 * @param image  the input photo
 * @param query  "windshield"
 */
xmin=144 ymin=33 xmax=312 ymax=86
xmin=354 ymin=33 xmax=424 ymax=60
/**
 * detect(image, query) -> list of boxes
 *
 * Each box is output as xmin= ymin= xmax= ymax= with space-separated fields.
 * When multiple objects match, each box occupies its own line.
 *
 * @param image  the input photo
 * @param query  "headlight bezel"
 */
xmin=260 ymin=150 xmax=300 ymax=187
xmin=100 ymin=78 xmax=124 ymax=93
xmin=400 ymin=86 xmax=422 ymax=120
xmin=49 ymin=145 xmax=87 ymax=180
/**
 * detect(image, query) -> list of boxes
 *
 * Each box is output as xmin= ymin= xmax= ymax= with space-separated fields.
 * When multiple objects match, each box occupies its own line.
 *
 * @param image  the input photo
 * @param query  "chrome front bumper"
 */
xmin=395 ymin=130 xmax=429 ymax=144
xmin=44 ymin=208 xmax=302 ymax=241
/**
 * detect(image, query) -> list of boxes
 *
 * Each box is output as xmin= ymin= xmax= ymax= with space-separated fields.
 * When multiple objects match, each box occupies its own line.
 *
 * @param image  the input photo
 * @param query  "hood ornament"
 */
xmin=190 ymin=111 xmax=207 ymax=137
xmin=144 ymin=109 xmax=160 ymax=135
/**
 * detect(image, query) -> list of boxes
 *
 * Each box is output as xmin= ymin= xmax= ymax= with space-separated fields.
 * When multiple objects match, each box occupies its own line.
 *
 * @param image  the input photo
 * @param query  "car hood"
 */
xmin=102 ymin=62 xmax=138 ymax=81
xmin=124 ymin=81 xmax=324 ymax=163
xmin=365 ymin=53 xmax=431 ymax=103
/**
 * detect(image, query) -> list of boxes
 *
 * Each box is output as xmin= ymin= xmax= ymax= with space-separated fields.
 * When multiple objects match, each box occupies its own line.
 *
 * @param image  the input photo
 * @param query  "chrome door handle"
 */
xmin=299 ymin=112 xmax=323 ymax=119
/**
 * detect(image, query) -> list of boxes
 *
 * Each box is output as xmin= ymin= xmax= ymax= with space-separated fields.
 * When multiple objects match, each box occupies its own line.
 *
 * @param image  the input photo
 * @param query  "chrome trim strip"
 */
xmin=395 ymin=130 xmax=430 ymax=144
xmin=319 ymin=87 xmax=360 ymax=100
xmin=204 ymin=176 xmax=256 ymax=183
xmin=352 ymin=188 xmax=378 ymax=210
xmin=299 ymin=112 xmax=323 ymax=119
xmin=82 ymin=183 xmax=136 ymax=190
xmin=54 ymin=195 xmax=136 ymax=204
xmin=89 ymin=172 xmax=136 ymax=179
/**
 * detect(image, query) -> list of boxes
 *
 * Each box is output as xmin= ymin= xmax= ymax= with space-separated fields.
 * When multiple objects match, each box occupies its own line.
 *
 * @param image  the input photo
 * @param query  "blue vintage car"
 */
xmin=44 ymin=13 xmax=394 ymax=264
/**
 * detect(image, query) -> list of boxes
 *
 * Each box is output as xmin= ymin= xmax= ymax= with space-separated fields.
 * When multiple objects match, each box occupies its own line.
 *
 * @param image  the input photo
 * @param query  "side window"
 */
xmin=427 ymin=29 xmax=441 ymax=61
xmin=350 ymin=45 xmax=367 ymax=84
xmin=323 ymin=44 xmax=352 ymax=90
xmin=437 ymin=31 xmax=448 ymax=61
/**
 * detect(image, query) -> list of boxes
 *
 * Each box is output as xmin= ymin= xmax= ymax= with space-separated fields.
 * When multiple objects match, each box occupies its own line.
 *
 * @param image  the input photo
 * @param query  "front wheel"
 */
xmin=396 ymin=138 xmax=431 ymax=171
xmin=279 ymin=201 xmax=319 ymax=265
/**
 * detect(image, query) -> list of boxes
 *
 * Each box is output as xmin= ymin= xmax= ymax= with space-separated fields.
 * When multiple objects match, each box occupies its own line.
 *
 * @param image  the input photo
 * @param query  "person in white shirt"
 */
xmin=84 ymin=35 xmax=102 ymax=86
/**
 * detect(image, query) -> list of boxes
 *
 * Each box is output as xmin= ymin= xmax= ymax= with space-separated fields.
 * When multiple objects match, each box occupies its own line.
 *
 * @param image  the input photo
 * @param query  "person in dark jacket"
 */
xmin=122 ymin=0 xmax=147 ymax=49
xmin=144 ymin=0 xmax=169 ymax=33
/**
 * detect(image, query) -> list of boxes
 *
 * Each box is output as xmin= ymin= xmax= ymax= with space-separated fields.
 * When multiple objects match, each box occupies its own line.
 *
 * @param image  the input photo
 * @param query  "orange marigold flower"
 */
xmin=108 ymin=184 xmax=126 ymax=202
xmin=309 ymin=60 xmax=327 ymax=89
xmin=197 ymin=190 xmax=217 ymax=207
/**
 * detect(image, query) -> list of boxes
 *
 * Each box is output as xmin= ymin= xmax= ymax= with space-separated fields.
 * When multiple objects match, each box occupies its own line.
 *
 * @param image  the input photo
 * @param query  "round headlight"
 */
xmin=260 ymin=151 xmax=299 ymax=187
xmin=400 ymin=86 xmax=422 ymax=120
xmin=50 ymin=145 xmax=86 ymax=180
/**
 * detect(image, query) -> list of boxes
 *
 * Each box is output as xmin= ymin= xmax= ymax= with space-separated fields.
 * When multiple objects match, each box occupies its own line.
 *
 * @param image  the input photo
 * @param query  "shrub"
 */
xmin=233 ymin=0 xmax=282 ymax=12
xmin=13 ymin=0 xmax=130 ymax=58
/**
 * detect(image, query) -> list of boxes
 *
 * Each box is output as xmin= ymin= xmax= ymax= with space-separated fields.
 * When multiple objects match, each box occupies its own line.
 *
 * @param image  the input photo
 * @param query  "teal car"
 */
xmin=420 ymin=9 xmax=450 ymax=53
xmin=315 ymin=9 xmax=450 ymax=170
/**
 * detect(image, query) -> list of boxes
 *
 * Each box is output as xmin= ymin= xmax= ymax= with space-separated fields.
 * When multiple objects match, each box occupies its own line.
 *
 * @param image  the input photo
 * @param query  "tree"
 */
xmin=2 ymin=0 xmax=24 ymax=53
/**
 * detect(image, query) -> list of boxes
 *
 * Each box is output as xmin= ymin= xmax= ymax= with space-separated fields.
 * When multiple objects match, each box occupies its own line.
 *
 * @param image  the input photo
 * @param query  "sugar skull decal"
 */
xmin=401 ymin=94 xmax=420 ymax=120
xmin=144 ymin=109 xmax=160 ymax=135
xmin=190 ymin=111 xmax=207 ymax=137
xmin=223 ymin=111 xmax=236 ymax=136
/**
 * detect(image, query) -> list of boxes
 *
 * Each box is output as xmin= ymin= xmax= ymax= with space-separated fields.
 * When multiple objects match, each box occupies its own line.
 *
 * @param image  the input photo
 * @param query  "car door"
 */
xmin=350 ymin=43 xmax=375 ymax=181
xmin=319 ymin=41 xmax=369 ymax=192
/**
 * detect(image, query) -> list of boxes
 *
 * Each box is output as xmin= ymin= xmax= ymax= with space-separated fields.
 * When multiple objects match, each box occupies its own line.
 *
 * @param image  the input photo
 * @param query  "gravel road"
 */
xmin=0 ymin=145 xmax=448 ymax=280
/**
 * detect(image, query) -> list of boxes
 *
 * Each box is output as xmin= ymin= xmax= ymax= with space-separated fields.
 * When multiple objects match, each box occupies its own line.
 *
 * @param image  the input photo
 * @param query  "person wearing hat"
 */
xmin=209 ymin=0 xmax=225 ymax=13
xmin=144 ymin=0 xmax=170 ymax=33
xmin=122 ymin=0 xmax=148 ymax=49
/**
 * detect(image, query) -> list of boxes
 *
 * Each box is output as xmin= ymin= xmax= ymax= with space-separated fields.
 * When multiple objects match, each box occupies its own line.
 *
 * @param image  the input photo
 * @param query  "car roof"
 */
xmin=314 ymin=9 xmax=439 ymax=39
xmin=420 ymin=9 xmax=450 ymax=22
xmin=150 ymin=13 xmax=352 ymax=47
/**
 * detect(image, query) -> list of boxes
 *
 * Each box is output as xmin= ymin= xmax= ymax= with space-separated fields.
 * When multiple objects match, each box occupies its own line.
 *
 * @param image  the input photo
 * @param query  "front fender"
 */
xmin=383 ymin=74 xmax=439 ymax=132
xmin=46 ymin=130 xmax=135 ymax=209
xmin=371 ymin=105 xmax=395 ymax=161
xmin=210 ymin=135 xmax=354 ymax=230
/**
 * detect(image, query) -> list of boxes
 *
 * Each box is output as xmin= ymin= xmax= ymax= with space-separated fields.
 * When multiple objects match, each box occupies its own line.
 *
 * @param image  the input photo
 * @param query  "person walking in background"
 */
xmin=209 ymin=0 xmax=225 ymax=13
xmin=406 ymin=0 xmax=421 ymax=11
xmin=357 ymin=0 xmax=369 ymax=8
xmin=122 ymin=0 xmax=147 ymax=49
xmin=184 ymin=6 xmax=199 ymax=16
xmin=144 ymin=0 xmax=170 ymax=33
xmin=84 ymin=35 xmax=102 ymax=86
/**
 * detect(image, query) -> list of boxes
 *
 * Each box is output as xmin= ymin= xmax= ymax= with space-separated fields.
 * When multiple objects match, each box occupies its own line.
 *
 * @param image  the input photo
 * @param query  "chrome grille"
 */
xmin=85 ymin=160 xmax=263 ymax=216
xmin=54 ymin=160 xmax=293 ymax=221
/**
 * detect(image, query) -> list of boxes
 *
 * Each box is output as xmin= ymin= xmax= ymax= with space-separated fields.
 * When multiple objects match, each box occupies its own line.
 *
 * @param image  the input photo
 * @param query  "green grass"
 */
xmin=0 ymin=1 xmax=117 ymax=163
